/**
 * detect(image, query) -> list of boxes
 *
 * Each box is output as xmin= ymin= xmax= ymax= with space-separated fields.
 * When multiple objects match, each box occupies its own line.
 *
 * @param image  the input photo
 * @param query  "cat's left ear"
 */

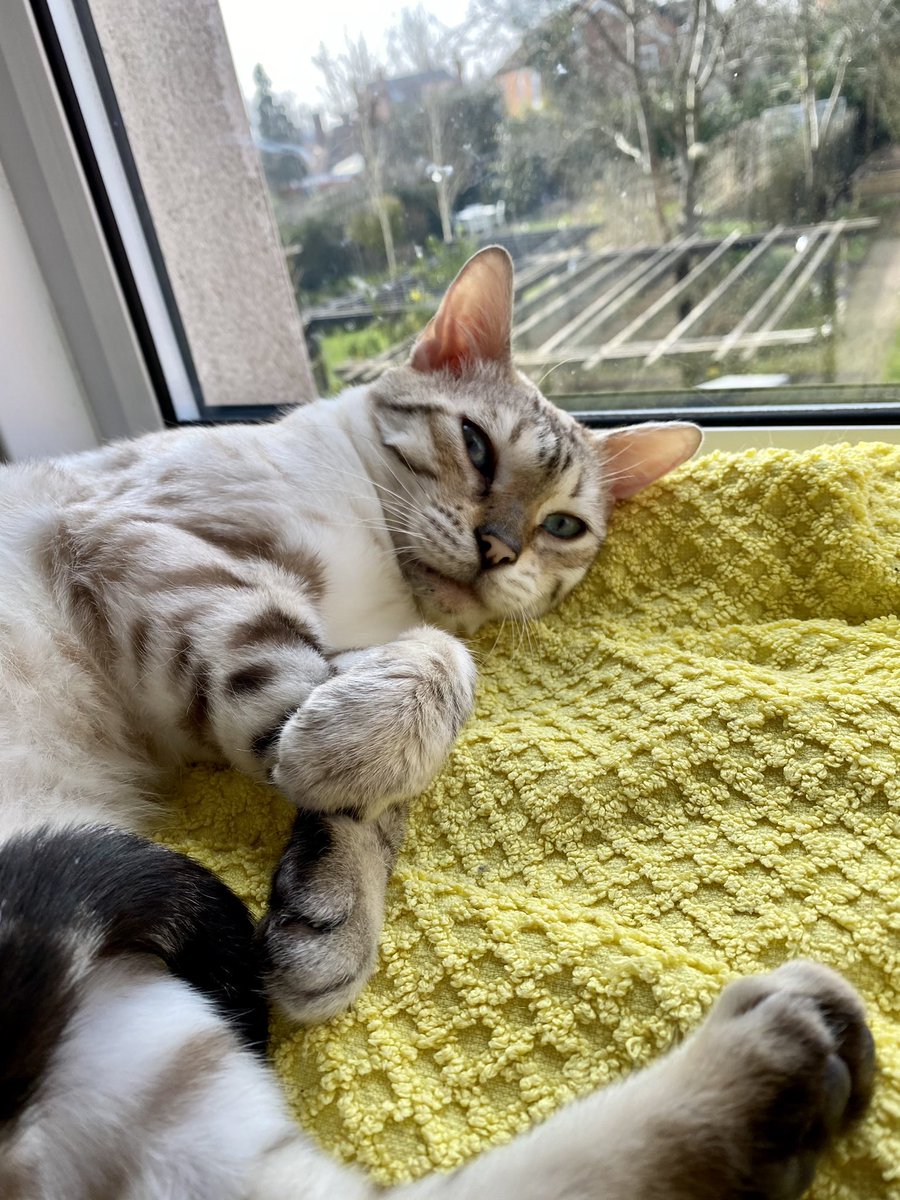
xmin=410 ymin=246 xmax=514 ymax=375
xmin=595 ymin=422 xmax=703 ymax=500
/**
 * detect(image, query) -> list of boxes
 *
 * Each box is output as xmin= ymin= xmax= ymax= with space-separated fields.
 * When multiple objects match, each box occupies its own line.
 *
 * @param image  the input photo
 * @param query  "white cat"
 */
xmin=0 ymin=247 xmax=872 ymax=1198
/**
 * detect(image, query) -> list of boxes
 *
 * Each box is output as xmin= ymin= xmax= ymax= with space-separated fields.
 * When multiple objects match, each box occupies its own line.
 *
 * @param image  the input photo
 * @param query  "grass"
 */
xmin=318 ymin=313 xmax=423 ymax=393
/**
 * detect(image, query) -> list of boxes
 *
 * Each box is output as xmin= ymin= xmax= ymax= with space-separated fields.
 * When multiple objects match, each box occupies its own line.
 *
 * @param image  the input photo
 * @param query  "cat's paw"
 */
xmin=271 ymin=626 xmax=477 ymax=817
xmin=681 ymin=960 xmax=875 ymax=1198
xmin=257 ymin=806 xmax=406 ymax=1023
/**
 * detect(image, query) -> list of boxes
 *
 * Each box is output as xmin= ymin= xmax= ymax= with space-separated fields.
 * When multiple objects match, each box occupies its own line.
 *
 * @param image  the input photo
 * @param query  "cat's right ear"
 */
xmin=410 ymin=246 xmax=514 ymax=375
xmin=595 ymin=422 xmax=703 ymax=500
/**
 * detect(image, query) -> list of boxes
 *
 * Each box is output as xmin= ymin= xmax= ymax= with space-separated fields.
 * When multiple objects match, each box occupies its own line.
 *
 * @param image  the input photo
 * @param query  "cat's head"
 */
xmin=368 ymin=246 xmax=701 ymax=633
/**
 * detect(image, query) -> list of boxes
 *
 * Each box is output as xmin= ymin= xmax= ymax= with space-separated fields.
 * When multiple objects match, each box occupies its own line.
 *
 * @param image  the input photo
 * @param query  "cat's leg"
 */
xmin=8 ymin=955 xmax=871 ymax=1199
xmin=164 ymin=609 xmax=474 ymax=1022
xmin=389 ymin=961 xmax=875 ymax=1200
xmin=257 ymin=803 xmax=407 ymax=1022
xmin=255 ymin=627 xmax=476 ymax=1021
xmin=105 ymin=539 xmax=474 ymax=1020
xmin=117 ymin=544 xmax=475 ymax=808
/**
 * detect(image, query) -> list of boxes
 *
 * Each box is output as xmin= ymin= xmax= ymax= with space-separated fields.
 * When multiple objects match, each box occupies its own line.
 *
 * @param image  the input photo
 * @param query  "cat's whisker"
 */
xmin=482 ymin=617 xmax=508 ymax=665
xmin=517 ymin=610 xmax=538 ymax=669
xmin=341 ymin=430 xmax=420 ymax=505
xmin=329 ymin=461 xmax=419 ymax=516
xmin=536 ymin=358 xmax=578 ymax=389
xmin=331 ymin=475 xmax=416 ymax=519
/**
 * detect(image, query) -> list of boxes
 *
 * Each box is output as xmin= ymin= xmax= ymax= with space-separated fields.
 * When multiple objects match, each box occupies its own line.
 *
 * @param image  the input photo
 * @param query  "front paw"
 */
xmin=271 ymin=627 xmax=477 ymax=816
xmin=257 ymin=807 xmax=405 ymax=1024
xmin=684 ymin=961 xmax=875 ymax=1198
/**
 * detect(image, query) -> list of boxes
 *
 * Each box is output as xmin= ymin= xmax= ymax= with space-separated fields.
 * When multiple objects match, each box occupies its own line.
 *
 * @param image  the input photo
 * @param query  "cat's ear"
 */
xmin=595 ymin=422 xmax=703 ymax=500
xmin=410 ymin=246 xmax=514 ymax=375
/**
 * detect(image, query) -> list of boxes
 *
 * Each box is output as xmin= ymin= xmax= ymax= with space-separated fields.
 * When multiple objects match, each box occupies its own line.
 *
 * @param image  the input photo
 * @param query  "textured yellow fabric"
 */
xmin=156 ymin=443 xmax=900 ymax=1196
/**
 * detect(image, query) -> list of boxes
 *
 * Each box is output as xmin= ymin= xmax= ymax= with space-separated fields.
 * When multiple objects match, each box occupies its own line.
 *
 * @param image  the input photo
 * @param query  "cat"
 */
xmin=0 ymin=246 xmax=873 ymax=1199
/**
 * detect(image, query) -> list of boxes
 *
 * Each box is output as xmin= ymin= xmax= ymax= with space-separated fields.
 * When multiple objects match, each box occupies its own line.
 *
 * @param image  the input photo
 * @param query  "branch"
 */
xmin=817 ymin=45 xmax=850 ymax=147
xmin=612 ymin=129 xmax=644 ymax=161
xmin=697 ymin=5 xmax=731 ymax=94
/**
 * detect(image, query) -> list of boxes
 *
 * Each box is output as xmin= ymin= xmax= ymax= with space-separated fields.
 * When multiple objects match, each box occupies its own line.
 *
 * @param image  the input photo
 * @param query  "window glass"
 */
xmin=218 ymin=0 xmax=900 ymax=418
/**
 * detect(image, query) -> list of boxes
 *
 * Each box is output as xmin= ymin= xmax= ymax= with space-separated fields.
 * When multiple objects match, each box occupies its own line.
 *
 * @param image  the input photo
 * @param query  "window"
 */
xmin=5 ymin=0 xmax=900 ymax=436
xmin=219 ymin=0 xmax=900 ymax=426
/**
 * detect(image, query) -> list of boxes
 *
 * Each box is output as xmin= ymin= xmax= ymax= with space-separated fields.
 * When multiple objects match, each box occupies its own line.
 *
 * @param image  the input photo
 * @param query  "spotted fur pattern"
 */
xmin=0 ymin=248 xmax=870 ymax=1197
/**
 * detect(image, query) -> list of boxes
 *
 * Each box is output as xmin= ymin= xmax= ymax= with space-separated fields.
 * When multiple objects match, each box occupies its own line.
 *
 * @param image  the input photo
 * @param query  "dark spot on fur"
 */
xmin=130 ymin=617 xmax=153 ymax=672
xmin=379 ymin=399 xmax=440 ymax=418
xmin=230 ymin=608 xmax=322 ymax=654
xmin=283 ymin=810 xmax=334 ymax=871
xmin=508 ymin=417 xmax=528 ymax=444
xmin=226 ymin=662 xmax=277 ymax=696
xmin=251 ymin=709 xmax=296 ymax=760
xmin=40 ymin=524 xmax=119 ymax=667
xmin=152 ymin=565 xmax=249 ymax=593
xmin=184 ymin=659 xmax=213 ymax=738
xmin=174 ymin=521 xmax=278 ymax=563
xmin=169 ymin=522 xmax=327 ymax=602
xmin=331 ymin=805 xmax=364 ymax=822
xmin=104 ymin=444 xmax=140 ymax=470
xmin=171 ymin=633 xmax=193 ymax=680
xmin=68 ymin=578 xmax=116 ymax=666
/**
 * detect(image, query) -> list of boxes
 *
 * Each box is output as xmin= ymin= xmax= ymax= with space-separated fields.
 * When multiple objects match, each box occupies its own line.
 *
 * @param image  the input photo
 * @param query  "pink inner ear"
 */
xmin=410 ymin=247 xmax=513 ymax=375
xmin=601 ymin=423 xmax=703 ymax=500
xmin=409 ymin=315 xmax=471 ymax=374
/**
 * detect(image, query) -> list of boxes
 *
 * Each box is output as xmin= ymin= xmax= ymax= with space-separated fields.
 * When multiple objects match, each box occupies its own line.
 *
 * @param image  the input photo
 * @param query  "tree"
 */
xmin=386 ymin=6 xmax=471 ymax=242
xmin=474 ymin=0 xmax=761 ymax=237
xmin=313 ymin=37 xmax=399 ymax=276
xmin=380 ymin=7 xmax=501 ymax=243
xmin=421 ymin=85 xmax=500 ymax=241
xmin=251 ymin=65 xmax=308 ymax=193
xmin=252 ymin=64 xmax=303 ymax=144
xmin=387 ymin=3 xmax=457 ymax=74
xmin=570 ymin=1 xmax=762 ymax=237
xmin=753 ymin=0 xmax=898 ymax=216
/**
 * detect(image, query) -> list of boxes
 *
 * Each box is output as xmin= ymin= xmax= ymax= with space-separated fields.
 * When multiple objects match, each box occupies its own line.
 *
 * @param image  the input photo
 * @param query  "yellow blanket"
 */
xmin=156 ymin=443 xmax=900 ymax=1197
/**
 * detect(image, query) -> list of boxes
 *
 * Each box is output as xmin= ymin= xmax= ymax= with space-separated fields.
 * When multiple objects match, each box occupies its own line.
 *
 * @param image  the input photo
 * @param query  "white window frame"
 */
xmin=0 ymin=0 xmax=167 ymax=445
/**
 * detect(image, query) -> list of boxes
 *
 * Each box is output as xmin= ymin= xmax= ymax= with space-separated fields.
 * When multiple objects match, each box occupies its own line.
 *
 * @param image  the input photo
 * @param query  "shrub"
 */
xmin=285 ymin=213 xmax=353 ymax=294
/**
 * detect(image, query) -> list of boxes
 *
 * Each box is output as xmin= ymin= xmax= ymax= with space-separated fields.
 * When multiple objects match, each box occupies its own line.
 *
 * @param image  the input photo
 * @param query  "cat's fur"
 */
xmin=0 ymin=247 xmax=873 ymax=1198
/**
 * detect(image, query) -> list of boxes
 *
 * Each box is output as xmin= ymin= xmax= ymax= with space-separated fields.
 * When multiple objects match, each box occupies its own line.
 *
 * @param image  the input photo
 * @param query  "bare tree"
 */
xmin=582 ymin=0 xmax=673 ymax=237
xmin=425 ymin=89 xmax=457 ymax=242
xmin=387 ymin=6 xmax=497 ymax=244
xmin=762 ymin=0 xmax=896 ymax=215
xmin=388 ymin=3 xmax=455 ymax=74
xmin=313 ymin=36 xmax=398 ymax=276
xmin=572 ymin=0 xmax=752 ymax=238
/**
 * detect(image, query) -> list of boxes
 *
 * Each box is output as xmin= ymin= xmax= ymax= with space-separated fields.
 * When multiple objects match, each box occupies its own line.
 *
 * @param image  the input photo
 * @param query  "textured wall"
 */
xmin=89 ymin=0 xmax=315 ymax=408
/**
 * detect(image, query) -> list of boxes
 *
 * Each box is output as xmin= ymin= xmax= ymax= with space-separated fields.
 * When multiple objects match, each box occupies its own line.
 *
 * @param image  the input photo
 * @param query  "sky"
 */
xmin=218 ymin=0 xmax=474 ymax=110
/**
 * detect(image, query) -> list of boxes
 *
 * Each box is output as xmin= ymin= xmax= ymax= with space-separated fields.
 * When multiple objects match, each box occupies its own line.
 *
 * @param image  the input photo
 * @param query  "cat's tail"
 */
xmin=0 ymin=825 xmax=267 ymax=1124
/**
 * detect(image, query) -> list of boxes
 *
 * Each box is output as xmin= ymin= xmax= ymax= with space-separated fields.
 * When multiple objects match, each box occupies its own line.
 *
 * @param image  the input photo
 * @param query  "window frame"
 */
xmin=37 ymin=0 xmax=202 ymax=424
xmin=0 ymin=0 xmax=167 ymax=442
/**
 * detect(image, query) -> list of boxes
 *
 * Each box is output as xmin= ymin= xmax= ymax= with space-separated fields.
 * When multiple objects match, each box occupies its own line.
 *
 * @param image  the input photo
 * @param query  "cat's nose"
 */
xmin=476 ymin=525 xmax=520 ymax=569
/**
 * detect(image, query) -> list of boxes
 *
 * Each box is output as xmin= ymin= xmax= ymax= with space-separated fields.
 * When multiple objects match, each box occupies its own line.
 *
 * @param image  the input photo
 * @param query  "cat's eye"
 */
xmin=461 ymin=419 xmax=495 ymax=483
xmin=542 ymin=513 xmax=587 ymax=540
